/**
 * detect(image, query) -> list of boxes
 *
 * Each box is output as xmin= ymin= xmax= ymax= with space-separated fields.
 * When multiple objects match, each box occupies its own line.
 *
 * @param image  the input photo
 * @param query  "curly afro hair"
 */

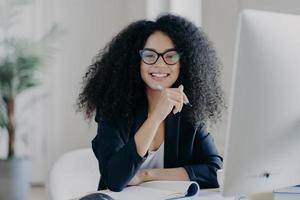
xmin=77 ymin=14 xmax=225 ymax=129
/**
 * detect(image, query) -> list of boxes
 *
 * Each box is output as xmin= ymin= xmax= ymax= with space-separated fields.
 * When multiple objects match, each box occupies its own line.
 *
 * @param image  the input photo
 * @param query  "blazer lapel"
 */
xmin=132 ymin=102 xmax=148 ymax=136
xmin=164 ymin=112 xmax=180 ymax=168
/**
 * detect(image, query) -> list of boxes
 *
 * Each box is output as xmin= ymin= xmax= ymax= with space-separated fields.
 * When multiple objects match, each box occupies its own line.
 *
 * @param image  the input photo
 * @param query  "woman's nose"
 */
xmin=155 ymin=55 xmax=167 ymax=67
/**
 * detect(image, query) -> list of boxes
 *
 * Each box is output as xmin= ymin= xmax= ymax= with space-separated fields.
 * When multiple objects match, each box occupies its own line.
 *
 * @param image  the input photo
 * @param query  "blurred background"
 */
xmin=0 ymin=0 xmax=300 ymax=199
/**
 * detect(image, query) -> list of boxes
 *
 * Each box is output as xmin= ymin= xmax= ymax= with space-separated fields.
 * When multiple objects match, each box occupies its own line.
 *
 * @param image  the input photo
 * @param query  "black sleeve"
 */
xmin=91 ymin=113 xmax=147 ymax=192
xmin=183 ymin=126 xmax=223 ymax=188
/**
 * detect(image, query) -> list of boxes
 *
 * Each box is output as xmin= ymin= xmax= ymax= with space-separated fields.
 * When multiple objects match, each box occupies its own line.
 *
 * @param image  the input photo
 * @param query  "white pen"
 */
xmin=156 ymin=85 xmax=164 ymax=91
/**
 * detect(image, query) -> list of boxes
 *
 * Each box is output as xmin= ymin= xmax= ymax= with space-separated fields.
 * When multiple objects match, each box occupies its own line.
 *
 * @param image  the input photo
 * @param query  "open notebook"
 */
xmin=76 ymin=181 xmax=200 ymax=200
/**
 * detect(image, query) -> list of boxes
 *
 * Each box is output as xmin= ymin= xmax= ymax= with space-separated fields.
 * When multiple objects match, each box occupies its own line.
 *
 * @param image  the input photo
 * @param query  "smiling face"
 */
xmin=140 ymin=31 xmax=180 ymax=91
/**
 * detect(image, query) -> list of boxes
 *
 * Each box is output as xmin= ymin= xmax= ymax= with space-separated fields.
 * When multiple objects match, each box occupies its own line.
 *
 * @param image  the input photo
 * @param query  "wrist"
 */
xmin=147 ymin=112 xmax=163 ymax=125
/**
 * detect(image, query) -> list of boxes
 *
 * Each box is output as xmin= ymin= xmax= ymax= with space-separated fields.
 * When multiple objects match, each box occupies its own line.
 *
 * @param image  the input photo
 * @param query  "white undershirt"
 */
xmin=140 ymin=143 xmax=164 ymax=169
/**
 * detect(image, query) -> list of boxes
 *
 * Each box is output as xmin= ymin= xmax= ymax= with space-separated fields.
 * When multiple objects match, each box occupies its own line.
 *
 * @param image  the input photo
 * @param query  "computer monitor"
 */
xmin=221 ymin=9 xmax=300 ymax=197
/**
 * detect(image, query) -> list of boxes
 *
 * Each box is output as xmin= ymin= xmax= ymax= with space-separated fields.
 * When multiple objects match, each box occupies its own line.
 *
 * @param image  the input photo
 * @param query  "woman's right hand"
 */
xmin=150 ymin=84 xmax=189 ymax=123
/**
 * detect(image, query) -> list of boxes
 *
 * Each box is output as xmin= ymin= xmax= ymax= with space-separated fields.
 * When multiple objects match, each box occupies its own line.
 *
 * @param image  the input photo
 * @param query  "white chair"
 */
xmin=48 ymin=148 xmax=100 ymax=200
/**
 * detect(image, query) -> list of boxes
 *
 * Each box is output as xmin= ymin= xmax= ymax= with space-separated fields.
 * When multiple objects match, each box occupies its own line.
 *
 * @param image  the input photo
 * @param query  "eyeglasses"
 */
xmin=139 ymin=48 xmax=181 ymax=65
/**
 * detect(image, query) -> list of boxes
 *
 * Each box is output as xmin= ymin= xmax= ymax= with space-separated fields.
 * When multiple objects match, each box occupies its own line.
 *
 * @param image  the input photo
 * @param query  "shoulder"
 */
xmin=95 ymin=109 xmax=129 ymax=134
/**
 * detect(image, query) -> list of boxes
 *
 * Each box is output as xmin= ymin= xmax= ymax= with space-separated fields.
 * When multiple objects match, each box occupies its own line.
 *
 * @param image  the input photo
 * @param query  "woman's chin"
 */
xmin=145 ymin=82 xmax=173 ymax=91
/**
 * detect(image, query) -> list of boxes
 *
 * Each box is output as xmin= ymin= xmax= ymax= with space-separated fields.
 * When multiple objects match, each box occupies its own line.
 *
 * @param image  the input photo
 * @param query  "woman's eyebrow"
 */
xmin=143 ymin=47 xmax=177 ymax=53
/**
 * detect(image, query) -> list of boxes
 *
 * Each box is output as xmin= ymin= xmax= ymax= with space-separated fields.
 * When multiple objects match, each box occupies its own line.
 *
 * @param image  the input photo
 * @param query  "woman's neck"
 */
xmin=145 ymin=86 xmax=161 ymax=115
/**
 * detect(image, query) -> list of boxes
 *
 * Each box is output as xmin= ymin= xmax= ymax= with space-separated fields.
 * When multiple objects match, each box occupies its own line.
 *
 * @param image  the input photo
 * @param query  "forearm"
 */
xmin=96 ymin=137 xmax=147 ymax=191
xmin=134 ymin=115 xmax=161 ymax=157
xmin=142 ymin=167 xmax=190 ymax=182
xmin=183 ymin=164 xmax=221 ymax=188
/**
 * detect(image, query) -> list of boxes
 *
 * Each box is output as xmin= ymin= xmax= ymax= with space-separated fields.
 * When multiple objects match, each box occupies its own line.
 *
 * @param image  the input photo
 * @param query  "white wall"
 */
xmin=44 ymin=0 xmax=147 ymax=183
xmin=201 ymin=0 xmax=239 ymax=156
xmin=170 ymin=0 xmax=201 ymax=27
xmin=202 ymin=0 xmax=300 ymax=155
xmin=146 ymin=0 xmax=201 ymax=27
xmin=146 ymin=0 xmax=170 ymax=20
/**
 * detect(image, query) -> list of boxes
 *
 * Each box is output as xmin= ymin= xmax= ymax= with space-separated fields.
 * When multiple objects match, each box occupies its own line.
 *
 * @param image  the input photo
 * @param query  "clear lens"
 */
xmin=164 ymin=51 xmax=180 ymax=65
xmin=141 ymin=50 xmax=158 ymax=64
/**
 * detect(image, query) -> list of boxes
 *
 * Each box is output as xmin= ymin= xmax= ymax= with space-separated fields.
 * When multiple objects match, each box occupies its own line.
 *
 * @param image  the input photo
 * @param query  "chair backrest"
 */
xmin=48 ymin=148 xmax=100 ymax=200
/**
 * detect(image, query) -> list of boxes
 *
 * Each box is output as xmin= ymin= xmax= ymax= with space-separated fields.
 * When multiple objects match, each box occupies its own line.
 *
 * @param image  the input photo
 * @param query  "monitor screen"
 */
xmin=221 ymin=9 xmax=300 ymax=197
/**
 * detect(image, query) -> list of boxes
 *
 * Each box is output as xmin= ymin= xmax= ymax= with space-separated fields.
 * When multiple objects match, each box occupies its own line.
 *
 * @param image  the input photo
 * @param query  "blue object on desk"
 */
xmin=79 ymin=193 xmax=113 ymax=200
xmin=186 ymin=182 xmax=198 ymax=197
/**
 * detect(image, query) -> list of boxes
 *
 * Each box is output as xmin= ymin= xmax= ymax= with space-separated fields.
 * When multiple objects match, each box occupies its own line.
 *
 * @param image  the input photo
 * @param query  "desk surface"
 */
xmin=72 ymin=189 xmax=235 ymax=200
xmin=71 ymin=187 xmax=288 ymax=200
xmin=72 ymin=190 xmax=288 ymax=200
xmin=195 ymin=189 xmax=235 ymax=200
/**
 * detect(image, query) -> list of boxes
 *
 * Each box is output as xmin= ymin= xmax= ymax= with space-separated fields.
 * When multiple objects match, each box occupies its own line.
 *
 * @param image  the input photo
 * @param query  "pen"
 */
xmin=185 ymin=101 xmax=193 ymax=107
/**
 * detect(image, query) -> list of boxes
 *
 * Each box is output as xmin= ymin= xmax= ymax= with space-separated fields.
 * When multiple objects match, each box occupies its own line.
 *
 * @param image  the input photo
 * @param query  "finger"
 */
xmin=166 ymin=87 xmax=185 ymax=97
xmin=163 ymin=88 xmax=184 ymax=112
xmin=180 ymin=95 xmax=184 ymax=112
xmin=166 ymin=92 xmax=183 ymax=104
xmin=173 ymin=101 xmax=182 ymax=114
xmin=167 ymin=86 xmax=189 ymax=104
xmin=183 ymin=92 xmax=189 ymax=104
xmin=167 ymin=98 xmax=180 ymax=114
xmin=179 ymin=84 xmax=183 ymax=92
xmin=165 ymin=90 xmax=181 ymax=99
xmin=167 ymin=86 xmax=183 ymax=93
xmin=169 ymin=98 xmax=182 ymax=114
xmin=164 ymin=90 xmax=182 ymax=100
xmin=165 ymin=90 xmax=185 ymax=105
xmin=178 ymin=85 xmax=184 ymax=111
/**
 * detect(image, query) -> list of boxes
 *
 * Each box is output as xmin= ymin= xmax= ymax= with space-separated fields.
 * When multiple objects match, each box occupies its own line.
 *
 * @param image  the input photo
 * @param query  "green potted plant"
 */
xmin=0 ymin=1 xmax=60 ymax=199
xmin=0 ymin=38 xmax=42 ymax=156
xmin=0 ymin=38 xmax=41 ymax=200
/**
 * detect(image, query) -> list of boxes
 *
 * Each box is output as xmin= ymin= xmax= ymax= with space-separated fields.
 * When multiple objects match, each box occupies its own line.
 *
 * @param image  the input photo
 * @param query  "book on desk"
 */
xmin=75 ymin=180 xmax=199 ymax=200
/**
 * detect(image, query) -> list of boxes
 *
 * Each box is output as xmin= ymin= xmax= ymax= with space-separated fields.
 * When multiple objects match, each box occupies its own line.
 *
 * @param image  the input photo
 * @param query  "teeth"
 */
xmin=151 ymin=73 xmax=168 ymax=77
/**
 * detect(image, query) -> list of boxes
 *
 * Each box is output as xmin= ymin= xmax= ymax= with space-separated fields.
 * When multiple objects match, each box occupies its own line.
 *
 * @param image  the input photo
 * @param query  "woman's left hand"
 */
xmin=128 ymin=170 xmax=148 ymax=186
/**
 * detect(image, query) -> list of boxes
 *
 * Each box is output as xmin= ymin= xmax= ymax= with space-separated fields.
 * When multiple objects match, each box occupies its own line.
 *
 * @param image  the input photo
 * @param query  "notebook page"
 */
xmin=140 ymin=181 xmax=200 ymax=197
xmin=99 ymin=185 xmax=183 ymax=200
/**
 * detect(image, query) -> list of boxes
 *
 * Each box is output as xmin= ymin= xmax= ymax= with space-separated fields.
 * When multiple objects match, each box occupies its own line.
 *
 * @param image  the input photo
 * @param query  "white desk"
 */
xmin=195 ymin=189 xmax=235 ymax=200
xmin=71 ymin=188 xmax=235 ymax=200
xmin=72 ymin=189 xmax=281 ymax=200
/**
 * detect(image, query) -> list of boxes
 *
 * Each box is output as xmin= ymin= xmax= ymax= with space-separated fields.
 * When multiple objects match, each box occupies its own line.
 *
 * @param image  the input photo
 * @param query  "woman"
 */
xmin=78 ymin=14 xmax=225 ymax=192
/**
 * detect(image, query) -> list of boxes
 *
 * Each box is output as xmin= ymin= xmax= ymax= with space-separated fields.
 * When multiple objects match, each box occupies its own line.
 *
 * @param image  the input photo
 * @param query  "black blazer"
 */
xmin=92 ymin=102 xmax=223 ymax=192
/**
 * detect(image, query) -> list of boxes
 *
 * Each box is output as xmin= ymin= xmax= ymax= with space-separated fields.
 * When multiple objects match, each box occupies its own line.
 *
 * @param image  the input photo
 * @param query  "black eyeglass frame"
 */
xmin=139 ymin=48 xmax=182 ymax=65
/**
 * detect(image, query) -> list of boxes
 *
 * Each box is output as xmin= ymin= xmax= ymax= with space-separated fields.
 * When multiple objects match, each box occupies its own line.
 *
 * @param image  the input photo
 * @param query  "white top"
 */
xmin=140 ymin=143 xmax=164 ymax=169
